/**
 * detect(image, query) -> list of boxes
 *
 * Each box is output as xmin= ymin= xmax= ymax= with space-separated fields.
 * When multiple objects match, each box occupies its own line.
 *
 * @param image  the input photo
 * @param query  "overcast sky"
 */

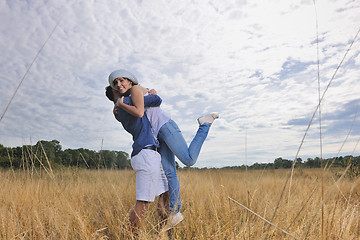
xmin=0 ymin=0 xmax=359 ymax=168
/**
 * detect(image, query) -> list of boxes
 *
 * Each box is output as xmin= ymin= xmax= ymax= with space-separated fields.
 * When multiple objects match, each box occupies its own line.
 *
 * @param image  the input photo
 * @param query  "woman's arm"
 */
xmin=115 ymin=94 xmax=162 ymax=119
xmin=115 ymin=85 xmax=146 ymax=118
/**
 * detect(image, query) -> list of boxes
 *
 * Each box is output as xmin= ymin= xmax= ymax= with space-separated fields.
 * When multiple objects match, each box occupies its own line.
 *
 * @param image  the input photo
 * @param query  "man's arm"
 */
xmin=113 ymin=106 xmax=121 ymax=122
xmin=121 ymin=94 xmax=162 ymax=107
xmin=144 ymin=94 xmax=162 ymax=107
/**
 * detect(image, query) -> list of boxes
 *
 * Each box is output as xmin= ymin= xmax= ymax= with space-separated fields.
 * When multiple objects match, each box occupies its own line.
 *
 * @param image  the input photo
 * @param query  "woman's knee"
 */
xmin=182 ymin=158 xmax=196 ymax=166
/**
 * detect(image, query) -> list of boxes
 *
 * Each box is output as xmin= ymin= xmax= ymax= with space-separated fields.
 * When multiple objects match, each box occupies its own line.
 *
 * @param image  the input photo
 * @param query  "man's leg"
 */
xmin=158 ymin=139 xmax=181 ymax=214
xmin=129 ymin=200 xmax=150 ymax=232
xmin=157 ymin=191 xmax=170 ymax=222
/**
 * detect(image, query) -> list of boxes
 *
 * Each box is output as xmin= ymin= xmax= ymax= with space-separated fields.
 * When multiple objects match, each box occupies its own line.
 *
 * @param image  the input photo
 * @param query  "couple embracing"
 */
xmin=105 ymin=69 xmax=219 ymax=233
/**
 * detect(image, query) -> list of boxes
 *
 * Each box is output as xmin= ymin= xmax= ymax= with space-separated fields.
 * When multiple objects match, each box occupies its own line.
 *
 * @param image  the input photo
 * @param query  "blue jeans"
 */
xmin=158 ymin=119 xmax=210 ymax=213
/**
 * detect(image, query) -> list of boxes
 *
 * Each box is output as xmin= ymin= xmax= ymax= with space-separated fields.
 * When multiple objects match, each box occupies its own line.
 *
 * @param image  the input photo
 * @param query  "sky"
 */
xmin=0 ymin=0 xmax=359 ymax=168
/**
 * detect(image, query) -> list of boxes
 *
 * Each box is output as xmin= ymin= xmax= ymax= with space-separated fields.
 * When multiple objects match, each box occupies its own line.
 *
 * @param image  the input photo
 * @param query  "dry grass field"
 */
xmin=0 ymin=168 xmax=359 ymax=239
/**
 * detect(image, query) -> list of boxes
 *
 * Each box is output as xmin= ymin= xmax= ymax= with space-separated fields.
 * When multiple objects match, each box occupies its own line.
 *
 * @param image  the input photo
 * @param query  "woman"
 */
xmin=109 ymin=69 xmax=219 ymax=228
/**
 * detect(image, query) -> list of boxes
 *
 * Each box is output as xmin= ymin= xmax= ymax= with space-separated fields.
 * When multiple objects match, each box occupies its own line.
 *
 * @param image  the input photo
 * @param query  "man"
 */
xmin=108 ymin=69 xmax=219 ymax=231
xmin=105 ymin=86 xmax=169 ymax=232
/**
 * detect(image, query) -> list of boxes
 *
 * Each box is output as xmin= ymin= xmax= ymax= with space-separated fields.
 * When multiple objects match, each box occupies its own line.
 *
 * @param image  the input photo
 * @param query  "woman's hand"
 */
xmin=148 ymin=89 xmax=157 ymax=95
xmin=115 ymin=96 xmax=124 ymax=107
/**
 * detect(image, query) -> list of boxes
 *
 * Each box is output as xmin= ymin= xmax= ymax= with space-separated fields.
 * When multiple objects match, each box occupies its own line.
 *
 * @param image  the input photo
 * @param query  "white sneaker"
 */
xmin=169 ymin=212 xmax=184 ymax=226
xmin=197 ymin=112 xmax=219 ymax=126
xmin=163 ymin=212 xmax=184 ymax=231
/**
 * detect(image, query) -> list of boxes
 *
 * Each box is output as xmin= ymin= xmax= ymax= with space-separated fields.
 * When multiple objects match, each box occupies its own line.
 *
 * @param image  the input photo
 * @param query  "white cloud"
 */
xmin=1 ymin=0 xmax=359 ymax=168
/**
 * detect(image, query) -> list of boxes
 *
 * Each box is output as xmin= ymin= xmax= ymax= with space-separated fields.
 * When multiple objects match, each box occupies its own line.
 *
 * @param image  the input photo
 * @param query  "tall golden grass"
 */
xmin=0 ymin=168 xmax=359 ymax=239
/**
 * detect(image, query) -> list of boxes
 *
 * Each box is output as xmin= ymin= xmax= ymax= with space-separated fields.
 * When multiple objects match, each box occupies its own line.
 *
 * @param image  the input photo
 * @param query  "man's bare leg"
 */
xmin=157 ymin=191 xmax=170 ymax=223
xmin=129 ymin=200 xmax=150 ymax=233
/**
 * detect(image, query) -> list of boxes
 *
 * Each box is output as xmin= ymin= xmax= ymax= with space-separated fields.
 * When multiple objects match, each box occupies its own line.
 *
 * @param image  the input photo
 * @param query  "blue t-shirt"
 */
xmin=115 ymin=95 xmax=162 ymax=157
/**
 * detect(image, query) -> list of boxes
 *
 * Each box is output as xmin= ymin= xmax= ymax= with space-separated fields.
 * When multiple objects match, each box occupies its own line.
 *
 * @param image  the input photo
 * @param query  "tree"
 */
xmin=101 ymin=150 xmax=117 ymax=169
xmin=58 ymin=150 xmax=73 ymax=166
xmin=34 ymin=140 xmax=57 ymax=165
xmin=115 ymin=151 xmax=130 ymax=169
xmin=274 ymin=157 xmax=283 ymax=169
xmin=0 ymin=144 xmax=11 ymax=168
xmin=313 ymin=157 xmax=321 ymax=168
xmin=295 ymin=157 xmax=302 ymax=167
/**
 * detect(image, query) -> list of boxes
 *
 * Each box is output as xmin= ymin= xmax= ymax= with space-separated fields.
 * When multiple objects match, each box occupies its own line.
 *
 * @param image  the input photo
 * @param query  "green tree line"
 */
xmin=1 ymin=140 xmax=359 ymax=175
xmin=0 ymin=140 xmax=130 ymax=170
xmin=219 ymin=155 xmax=360 ymax=173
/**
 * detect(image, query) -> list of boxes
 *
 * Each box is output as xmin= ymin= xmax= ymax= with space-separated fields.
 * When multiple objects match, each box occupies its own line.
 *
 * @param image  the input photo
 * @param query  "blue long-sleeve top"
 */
xmin=115 ymin=94 xmax=162 ymax=157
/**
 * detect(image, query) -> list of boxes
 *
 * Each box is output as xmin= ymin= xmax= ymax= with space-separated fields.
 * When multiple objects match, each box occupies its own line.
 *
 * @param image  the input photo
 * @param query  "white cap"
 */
xmin=108 ymin=69 xmax=139 ymax=89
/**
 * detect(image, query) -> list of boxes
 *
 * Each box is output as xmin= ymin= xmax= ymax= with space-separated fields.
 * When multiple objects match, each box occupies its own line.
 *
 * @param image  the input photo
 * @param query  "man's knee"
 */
xmin=134 ymin=200 xmax=149 ymax=211
xmin=160 ymin=191 xmax=169 ymax=199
